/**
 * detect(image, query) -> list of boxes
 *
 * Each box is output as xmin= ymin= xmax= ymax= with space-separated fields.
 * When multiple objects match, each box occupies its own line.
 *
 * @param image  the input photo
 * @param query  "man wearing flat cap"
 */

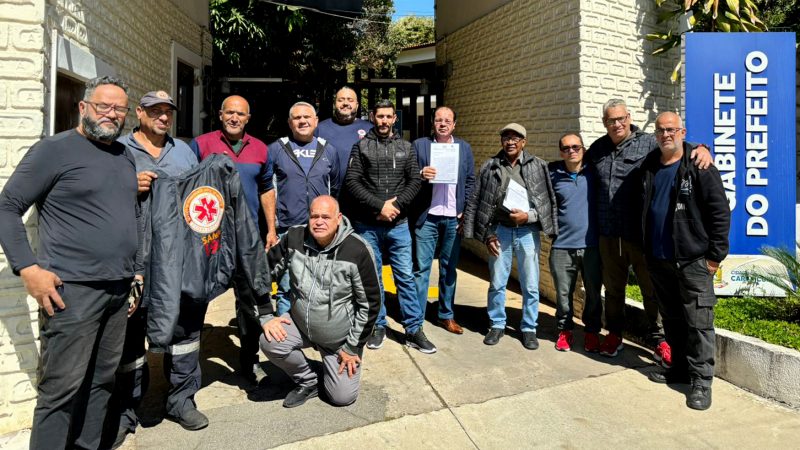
xmin=104 ymin=90 xmax=204 ymax=447
xmin=464 ymin=123 xmax=557 ymax=350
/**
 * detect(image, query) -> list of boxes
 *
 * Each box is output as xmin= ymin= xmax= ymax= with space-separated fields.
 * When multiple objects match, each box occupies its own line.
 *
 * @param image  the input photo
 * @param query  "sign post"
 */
xmin=685 ymin=32 xmax=796 ymax=296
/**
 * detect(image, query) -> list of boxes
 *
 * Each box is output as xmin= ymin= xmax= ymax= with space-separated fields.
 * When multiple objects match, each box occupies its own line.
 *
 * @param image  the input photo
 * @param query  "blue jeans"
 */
xmin=353 ymin=221 xmax=423 ymax=334
xmin=413 ymin=215 xmax=461 ymax=320
xmin=487 ymin=224 xmax=541 ymax=332
xmin=275 ymin=228 xmax=291 ymax=316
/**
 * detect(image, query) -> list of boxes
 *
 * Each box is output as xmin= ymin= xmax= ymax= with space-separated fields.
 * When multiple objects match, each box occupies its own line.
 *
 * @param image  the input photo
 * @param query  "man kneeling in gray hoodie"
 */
xmin=260 ymin=195 xmax=381 ymax=408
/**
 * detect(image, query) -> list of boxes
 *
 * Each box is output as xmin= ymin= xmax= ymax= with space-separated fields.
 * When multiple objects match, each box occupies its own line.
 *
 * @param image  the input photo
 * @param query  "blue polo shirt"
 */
xmin=548 ymin=161 xmax=598 ymax=249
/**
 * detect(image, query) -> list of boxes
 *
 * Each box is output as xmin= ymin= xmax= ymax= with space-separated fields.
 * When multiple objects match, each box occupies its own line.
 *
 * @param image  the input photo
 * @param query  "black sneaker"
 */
xmin=483 ymin=328 xmax=504 ymax=345
xmin=168 ymin=406 xmax=209 ymax=431
xmin=521 ymin=331 xmax=539 ymax=350
xmin=405 ymin=328 xmax=437 ymax=354
xmin=366 ymin=327 xmax=387 ymax=350
xmin=687 ymin=383 xmax=712 ymax=410
xmin=283 ymin=384 xmax=319 ymax=408
xmin=648 ymin=369 xmax=690 ymax=384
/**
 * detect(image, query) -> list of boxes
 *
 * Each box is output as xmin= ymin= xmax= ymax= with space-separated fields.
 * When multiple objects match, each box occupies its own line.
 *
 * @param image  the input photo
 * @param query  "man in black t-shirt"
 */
xmin=641 ymin=112 xmax=730 ymax=411
xmin=0 ymin=76 xmax=140 ymax=450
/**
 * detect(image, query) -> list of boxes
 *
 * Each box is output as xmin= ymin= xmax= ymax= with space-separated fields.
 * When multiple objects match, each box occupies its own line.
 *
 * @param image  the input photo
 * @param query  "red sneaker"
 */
xmin=584 ymin=332 xmax=600 ymax=353
xmin=599 ymin=333 xmax=624 ymax=357
xmin=555 ymin=331 xmax=573 ymax=352
xmin=654 ymin=341 xmax=673 ymax=368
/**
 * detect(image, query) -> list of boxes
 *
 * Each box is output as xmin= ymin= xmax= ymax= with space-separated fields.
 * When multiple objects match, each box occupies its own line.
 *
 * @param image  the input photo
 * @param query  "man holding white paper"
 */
xmin=463 ymin=123 xmax=557 ymax=349
xmin=412 ymin=106 xmax=476 ymax=335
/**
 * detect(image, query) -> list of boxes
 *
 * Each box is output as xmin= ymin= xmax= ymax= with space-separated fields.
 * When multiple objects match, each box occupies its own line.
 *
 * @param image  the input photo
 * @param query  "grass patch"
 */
xmin=624 ymin=285 xmax=800 ymax=350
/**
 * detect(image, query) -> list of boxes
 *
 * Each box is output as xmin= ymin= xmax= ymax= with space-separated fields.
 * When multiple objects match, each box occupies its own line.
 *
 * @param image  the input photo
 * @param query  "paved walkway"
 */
xmin=3 ymin=254 xmax=799 ymax=449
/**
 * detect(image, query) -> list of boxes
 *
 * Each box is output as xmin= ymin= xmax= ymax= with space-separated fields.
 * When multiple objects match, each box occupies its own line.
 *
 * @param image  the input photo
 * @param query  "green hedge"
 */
xmin=624 ymin=286 xmax=800 ymax=350
xmin=715 ymin=297 xmax=800 ymax=351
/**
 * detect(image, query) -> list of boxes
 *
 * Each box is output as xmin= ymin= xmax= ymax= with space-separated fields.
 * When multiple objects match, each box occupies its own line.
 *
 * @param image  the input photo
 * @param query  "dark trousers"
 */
xmin=30 ymin=279 xmax=130 ymax=450
xmin=103 ymin=299 xmax=208 ymax=443
xmin=549 ymin=247 xmax=603 ymax=333
xmin=598 ymin=236 xmax=664 ymax=343
xmin=232 ymin=268 xmax=268 ymax=372
xmin=103 ymin=306 xmax=149 ymax=442
xmin=163 ymin=300 xmax=208 ymax=417
xmin=647 ymin=258 xmax=717 ymax=386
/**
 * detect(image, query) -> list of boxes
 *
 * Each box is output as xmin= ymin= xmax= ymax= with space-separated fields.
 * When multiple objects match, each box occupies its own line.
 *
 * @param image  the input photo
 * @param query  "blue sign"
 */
xmin=685 ymin=32 xmax=796 ymax=255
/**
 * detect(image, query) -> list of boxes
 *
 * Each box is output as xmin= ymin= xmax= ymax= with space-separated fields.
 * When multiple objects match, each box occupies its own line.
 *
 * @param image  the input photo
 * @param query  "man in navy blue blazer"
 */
xmin=412 ymin=106 xmax=476 ymax=334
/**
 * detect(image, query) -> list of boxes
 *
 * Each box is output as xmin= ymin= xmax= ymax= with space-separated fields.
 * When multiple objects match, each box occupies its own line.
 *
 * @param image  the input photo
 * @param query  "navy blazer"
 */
xmin=411 ymin=136 xmax=476 ymax=228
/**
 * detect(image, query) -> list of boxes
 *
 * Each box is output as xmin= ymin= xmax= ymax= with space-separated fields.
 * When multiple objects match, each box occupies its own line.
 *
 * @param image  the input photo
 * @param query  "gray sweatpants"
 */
xmin=260 ymin=314 xmax=361 ymax=406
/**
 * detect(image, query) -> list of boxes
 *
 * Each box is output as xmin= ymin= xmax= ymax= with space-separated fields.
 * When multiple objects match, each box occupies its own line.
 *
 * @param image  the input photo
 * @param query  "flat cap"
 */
xmin=499 ymin=123 xmax=526 ymax=139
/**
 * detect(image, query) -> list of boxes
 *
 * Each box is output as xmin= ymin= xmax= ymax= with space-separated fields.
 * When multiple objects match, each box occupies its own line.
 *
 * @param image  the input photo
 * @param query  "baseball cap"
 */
xmin=140 ymin=90 xmax=177 ymax=110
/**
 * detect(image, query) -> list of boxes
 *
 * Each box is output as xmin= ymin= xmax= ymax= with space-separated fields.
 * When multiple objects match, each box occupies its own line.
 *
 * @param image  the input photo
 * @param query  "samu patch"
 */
xmin=183 ymin=186 xmax=225 ymax=234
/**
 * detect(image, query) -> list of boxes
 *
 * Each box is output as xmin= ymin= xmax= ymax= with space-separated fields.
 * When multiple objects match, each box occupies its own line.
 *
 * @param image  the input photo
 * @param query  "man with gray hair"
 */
xmin=0 ymin=76 xmax=140 ymax=449
xmin=587 ymin=98 xmax=711 ymax=362
xmin=267 ymin=101 xmax=341 ymax=315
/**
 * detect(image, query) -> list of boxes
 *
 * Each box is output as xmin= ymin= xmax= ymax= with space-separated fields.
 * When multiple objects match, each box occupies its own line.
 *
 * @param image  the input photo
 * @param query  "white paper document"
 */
xmin=429 ymin=143 xmax=459 ymax=184
xmin=503 ymin=179 xmax=529 ymax=212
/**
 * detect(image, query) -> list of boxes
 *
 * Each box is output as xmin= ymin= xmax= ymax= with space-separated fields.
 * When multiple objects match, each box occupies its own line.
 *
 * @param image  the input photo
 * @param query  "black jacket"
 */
xmin=342 ymin=128 xmax=420 ymax=225
xmin=587 ymin=125 xmax=656 ymax=241
xmin=640 ymin=143 xmax=730 ymax=264
xmin=464 ymin=150 xmax=558 ymax=242
xmin=144 ymin=154 xmax=272 ymax=349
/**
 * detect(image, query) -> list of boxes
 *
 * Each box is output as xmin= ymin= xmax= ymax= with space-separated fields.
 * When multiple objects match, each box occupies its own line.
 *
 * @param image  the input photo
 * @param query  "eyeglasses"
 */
xmin=145 ymin=107 xmax=174 ymax=118
xmin=655 ymin=127 xmax=684 ymax=136
xmin=87 ymin=102 xmax=130 ymax=115
xmin=559 ymin=145 xmax=584 ymax=153
xmin=603 ymin=114 xmax=629 ymax=126
xmin=501 ymin=136 xmax=524 ymax=144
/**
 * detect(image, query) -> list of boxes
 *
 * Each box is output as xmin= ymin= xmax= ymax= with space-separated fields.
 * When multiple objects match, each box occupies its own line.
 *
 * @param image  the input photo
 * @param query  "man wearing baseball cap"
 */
xmin=104 ymin=90 xmax=204 ymax=447
xmin=463 ymin=123 xmax=558 ymax=349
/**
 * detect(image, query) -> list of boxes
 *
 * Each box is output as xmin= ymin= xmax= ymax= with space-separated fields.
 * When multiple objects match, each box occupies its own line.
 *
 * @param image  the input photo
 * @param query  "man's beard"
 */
xmin=334 ymin=108 xmax=357 ymax=123
xmin=82 ymin=114 xmax=123 ymax=142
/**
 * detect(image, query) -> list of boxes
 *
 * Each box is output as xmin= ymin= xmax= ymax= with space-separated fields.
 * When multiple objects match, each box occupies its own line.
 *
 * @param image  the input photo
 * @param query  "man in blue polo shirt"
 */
xmin=548 ymin=133 xmax=602 ymax=353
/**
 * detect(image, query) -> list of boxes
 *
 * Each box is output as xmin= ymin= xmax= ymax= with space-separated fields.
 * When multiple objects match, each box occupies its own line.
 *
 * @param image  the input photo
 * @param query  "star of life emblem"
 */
xmin=183 ymin=186 xmax=225 ymax=234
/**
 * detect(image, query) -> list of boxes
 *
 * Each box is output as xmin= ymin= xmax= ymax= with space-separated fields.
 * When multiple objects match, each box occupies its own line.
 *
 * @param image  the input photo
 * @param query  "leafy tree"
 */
xmin=646 ymin=0 xmax=768 ymax=81
xmin=390 ymin=15 xmax=435 ymax=48
xmin=756 ymin=0 xmax=800 ymax=39
xmin=351 ymin=0 xmax=397 ymax=71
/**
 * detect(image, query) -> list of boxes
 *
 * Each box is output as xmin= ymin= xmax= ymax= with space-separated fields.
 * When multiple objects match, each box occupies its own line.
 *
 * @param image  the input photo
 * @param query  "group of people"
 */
xmin=0 ymin=76 xmax=730 ymax=450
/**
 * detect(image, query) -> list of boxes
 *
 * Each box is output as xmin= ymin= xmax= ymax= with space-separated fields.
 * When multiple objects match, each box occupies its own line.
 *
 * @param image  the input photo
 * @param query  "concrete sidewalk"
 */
xmin=3 ymin=254 xmax=799 ymax=449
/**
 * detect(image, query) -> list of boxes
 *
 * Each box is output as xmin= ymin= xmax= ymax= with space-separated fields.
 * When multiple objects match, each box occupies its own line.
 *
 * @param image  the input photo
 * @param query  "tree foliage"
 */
xmin=390 ymin=15 xmax=435 ymax=49
xmin=210 ymin=0 xmax=270 ymax=68
xmin=646 ymin=0 xmax=768 ymax=82
xmin=351 ymin=0 xmax=396 ymax=71
xmin=756 ymin=0 xmax=800 ymax=39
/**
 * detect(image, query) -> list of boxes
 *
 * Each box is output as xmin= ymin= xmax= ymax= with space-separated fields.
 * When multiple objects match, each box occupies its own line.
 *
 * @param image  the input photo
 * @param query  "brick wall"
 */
xmin=0 ymin=0 xmax=47 ymax=435
xmin=438 ymin=0 xmax=679 ymax=312
xmin=0 ymin=0 xmax=210 ymax=435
